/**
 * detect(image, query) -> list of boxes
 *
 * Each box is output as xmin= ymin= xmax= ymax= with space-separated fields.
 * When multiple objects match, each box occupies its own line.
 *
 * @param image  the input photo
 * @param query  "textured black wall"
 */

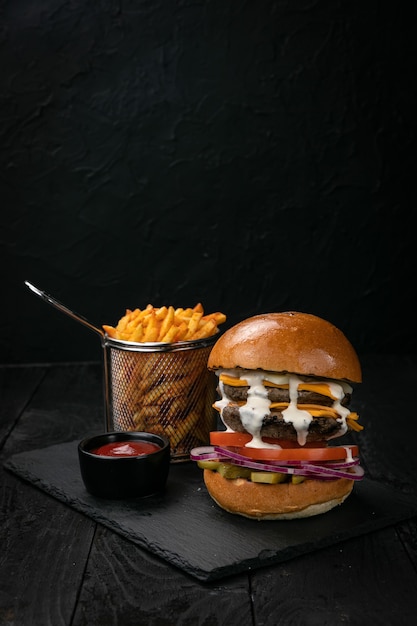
xmin=1 ymin=1 xmax=415 ymax=363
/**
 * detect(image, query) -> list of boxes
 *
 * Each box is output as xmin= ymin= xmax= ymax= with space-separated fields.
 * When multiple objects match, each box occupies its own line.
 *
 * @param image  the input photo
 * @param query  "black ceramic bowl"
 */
xmin=78 ymin=431 xmax=170 ymax=499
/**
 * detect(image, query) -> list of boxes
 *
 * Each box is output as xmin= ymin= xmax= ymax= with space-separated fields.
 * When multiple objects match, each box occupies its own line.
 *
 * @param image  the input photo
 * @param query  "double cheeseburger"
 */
xmin=191 ymin=311 xmax=364 ymax=520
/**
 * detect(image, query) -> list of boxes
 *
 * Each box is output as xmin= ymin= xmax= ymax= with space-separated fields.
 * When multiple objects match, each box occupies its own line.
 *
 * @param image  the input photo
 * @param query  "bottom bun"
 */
xmin=203 ymin=470 xmax=354 ymax=520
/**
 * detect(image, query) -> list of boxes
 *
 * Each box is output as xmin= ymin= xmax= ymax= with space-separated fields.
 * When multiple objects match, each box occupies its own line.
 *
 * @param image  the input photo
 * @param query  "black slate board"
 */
xmin=4 ymin=441 xmax=417 ymax=582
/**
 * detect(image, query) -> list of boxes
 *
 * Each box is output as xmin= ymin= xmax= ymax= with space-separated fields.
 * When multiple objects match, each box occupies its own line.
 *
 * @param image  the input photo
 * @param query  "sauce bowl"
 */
xmin=78 ymin=431 xmax=170 ymax=499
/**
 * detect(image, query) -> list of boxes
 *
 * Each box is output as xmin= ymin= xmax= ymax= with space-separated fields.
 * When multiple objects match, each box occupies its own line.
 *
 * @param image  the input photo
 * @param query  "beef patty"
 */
xmin=222 ymin=383 xmax=351 ymax=407
xmin=221 ymin=405 xmax=343 ymax=441
xmin=220 ymin=383 xmax=350 ymax=442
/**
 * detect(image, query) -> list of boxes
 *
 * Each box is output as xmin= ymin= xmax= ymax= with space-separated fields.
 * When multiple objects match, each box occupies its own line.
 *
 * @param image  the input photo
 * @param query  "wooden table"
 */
xmin=1 ymin=356 xmax=417 ymax=626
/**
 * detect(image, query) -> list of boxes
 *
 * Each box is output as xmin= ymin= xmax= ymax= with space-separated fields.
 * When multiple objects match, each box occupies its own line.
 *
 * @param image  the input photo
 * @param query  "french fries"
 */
xmin=104 ymin=302 xmax=225 ymax=457
xmin=103 ymin=303 xmax=226 ymax=344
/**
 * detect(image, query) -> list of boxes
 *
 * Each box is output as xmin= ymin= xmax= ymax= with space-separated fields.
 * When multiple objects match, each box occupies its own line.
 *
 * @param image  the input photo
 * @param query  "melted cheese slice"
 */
xmin=214 ymin=399 xmax=358 ymax=422
xmin=346 ymin=412 xmax=363 ymax=431
xmin=219 ymin=374 xmax=250 ymax=387
xmin=219 ymin=373 xmax=338 ymax=400
xmin=269 ymin=403 xmax=340 ymax=418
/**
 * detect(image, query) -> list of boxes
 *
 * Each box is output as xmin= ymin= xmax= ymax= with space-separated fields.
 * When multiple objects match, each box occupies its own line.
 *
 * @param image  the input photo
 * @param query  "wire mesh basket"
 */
xmin=102 ymin=334 xmax=218 ymax=462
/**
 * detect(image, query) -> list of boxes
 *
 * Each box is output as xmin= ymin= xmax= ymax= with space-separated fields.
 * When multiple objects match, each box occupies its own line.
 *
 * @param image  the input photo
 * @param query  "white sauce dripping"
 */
xmin=214 ymin=368 xmax=352 ymax=448
xmin=238 ymin=372 xmax=280 ymax=448
xmin=326 ymin=381 xmax=351 ymax=440
xmin=282 ymin=375 xmax=312 ymax=446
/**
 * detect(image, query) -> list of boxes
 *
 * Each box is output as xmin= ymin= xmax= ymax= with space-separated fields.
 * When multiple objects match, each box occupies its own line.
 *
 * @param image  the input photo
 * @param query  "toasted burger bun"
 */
xmin=203 ymin=470 xmax=354 ymax=520
xmin=208 ymin=311 xmax=361 ymax=383
xmin=203 ymin=311 xmax=361 ymax=519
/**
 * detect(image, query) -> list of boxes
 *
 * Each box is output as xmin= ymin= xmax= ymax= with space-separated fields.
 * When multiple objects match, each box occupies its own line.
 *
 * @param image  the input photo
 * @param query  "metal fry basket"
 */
xmin=102 ymin=334 xmax=218 ymax=462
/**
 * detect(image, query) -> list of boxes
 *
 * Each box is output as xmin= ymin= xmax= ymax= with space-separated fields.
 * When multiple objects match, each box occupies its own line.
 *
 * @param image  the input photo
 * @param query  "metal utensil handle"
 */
xmin=24 ymin=280 xmax=104 ymax=338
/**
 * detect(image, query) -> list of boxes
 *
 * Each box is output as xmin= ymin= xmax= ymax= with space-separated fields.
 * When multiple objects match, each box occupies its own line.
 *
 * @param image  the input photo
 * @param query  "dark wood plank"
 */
xmin=397 ymin=518 xmax=417 ymax=571
xmin=0 ymin=363 xmax=103 ymax=626
xmin=0 ymin=365 xmax=47 ymax=446
xmin=250 ymin=526 xmax=417 ymax=626
xmin=0 ymin=470 xmax=95 ymax=626
xmin=1 ymin=359 xmax=417 ymax=626
xmin=1 ymin=363 xmax=255 ymax=625
xmin=72 ymin=526 xmax=253 ymax=626
xmin=1 ymin=362 xmax=104 ymax=457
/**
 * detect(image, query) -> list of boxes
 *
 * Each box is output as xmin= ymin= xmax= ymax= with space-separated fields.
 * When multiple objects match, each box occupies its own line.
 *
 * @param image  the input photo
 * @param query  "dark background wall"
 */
xmin=1 ymin=1 xmax=415 ymax=364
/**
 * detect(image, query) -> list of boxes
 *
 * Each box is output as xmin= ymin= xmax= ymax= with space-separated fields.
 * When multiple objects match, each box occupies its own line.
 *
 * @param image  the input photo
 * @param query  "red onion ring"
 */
xmin=190 ymin=445 xmax=364 ymax=481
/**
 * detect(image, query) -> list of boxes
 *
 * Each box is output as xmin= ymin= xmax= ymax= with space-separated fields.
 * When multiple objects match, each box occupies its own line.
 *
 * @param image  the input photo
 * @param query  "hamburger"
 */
xmin=191 ymin=311 xmax=364 ymax=520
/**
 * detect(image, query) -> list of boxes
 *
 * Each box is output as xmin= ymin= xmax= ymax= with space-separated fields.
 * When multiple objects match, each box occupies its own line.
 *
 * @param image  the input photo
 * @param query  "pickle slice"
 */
xmin=197 ymin=460 xmax=221 ymax=470
xmin=217 ymin=463 xmax=251 ymax=479
xmin=291 ymin=475 xmax=305 ymax=484
xmin=250 ymin=471 xmax=287 ymax=484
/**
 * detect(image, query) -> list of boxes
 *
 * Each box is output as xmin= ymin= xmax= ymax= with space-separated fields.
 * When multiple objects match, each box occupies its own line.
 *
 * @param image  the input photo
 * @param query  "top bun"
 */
xmin=208 ymin=312 xmax=362 ymax=383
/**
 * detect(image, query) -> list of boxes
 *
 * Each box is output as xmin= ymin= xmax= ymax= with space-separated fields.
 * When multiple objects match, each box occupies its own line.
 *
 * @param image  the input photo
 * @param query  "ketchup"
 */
xmin=91 ymin=441 xmax=161 ymax=457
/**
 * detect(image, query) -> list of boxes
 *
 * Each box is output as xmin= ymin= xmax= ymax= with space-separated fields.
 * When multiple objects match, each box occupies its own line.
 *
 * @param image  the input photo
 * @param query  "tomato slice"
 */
xmin=210 ymin=431 xmax=327 ymax=449
xmin=209 ymin=431 xmax=358 ymax=461
xmin=210 ymin=431 xmax=255 ymax=447
xmin=235 ymin=445 xmax=359 ymax=462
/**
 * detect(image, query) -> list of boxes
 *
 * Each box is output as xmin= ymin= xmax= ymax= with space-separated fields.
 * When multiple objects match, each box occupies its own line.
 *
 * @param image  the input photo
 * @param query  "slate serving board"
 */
xmin=4 ymin=440 xmax=417 ymax=582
